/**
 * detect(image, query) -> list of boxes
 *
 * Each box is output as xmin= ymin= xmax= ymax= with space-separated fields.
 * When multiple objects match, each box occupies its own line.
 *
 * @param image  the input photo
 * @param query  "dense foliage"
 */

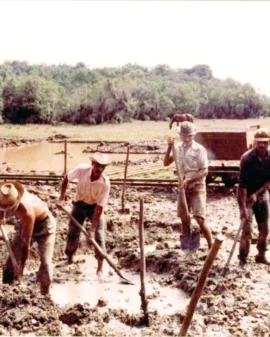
xmin=0 ymin=61 xmax=269 ymax=124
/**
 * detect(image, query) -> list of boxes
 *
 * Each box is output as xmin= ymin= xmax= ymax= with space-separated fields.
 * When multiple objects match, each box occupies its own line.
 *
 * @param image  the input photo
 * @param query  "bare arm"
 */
xmin=249 ymin=181 xmax=270 ymax=206
xmin=163 ymin=137 xmax=175 ymax=167
xmin=59 ymin=174 xmax=69 ymax=203
xmin=182 ymin=168 xmax=208 ymax=189
xmin=238 ymin=187 xmax=248 ymax=219
xmin=186 ymin=168 xmax=208 ymax=183
xmin=18 ymin=212 xmax=35 ymax=275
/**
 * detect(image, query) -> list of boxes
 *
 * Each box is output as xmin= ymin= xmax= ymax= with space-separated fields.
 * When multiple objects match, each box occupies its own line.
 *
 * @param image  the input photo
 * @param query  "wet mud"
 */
xmin=0 ymin=141 xmax=270 ymax=336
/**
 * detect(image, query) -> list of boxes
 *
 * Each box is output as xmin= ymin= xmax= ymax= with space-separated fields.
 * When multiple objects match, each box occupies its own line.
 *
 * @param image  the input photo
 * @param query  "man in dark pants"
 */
xmin=238 ymin=128 xmax=270 ymax=265
xmin=59 ymin=152 xmax=110 ymax=278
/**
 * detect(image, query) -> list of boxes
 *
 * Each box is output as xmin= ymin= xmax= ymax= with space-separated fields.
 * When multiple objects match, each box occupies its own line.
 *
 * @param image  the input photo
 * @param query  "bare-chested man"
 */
xmin=0 ymin=181 xmax=56 ymax=295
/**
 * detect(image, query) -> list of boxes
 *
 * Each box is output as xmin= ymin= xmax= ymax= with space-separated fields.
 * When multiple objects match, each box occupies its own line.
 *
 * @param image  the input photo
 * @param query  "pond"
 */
xmin=0 ymin=142 xmax=155 ymax=174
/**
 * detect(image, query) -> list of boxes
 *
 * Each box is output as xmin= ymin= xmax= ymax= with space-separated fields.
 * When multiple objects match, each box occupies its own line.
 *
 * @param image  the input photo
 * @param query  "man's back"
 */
xmin=15 ymin=191 xmax=49 ymax=225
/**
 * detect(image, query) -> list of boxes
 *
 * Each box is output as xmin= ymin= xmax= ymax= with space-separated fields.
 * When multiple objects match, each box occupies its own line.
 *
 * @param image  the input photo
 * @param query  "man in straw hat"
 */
xmin=59 ymin=152 xmax=110 ymax=278
xmin=164 ymin=121 xmax=213 ymax=250
xmin=238 ymin=127 xmax=270 ymax=265
xmin=0 ymin=181 xmax=56 ymax=295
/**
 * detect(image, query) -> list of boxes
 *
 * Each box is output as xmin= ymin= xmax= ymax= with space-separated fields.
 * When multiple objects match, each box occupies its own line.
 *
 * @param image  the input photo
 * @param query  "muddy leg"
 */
xmin=36 ymin=222 xmax=56 ymax=295
xmin=93 ymin=214 xmax=107 ymax=278
xmin=195 ymin=217 xmax=212 ymax=249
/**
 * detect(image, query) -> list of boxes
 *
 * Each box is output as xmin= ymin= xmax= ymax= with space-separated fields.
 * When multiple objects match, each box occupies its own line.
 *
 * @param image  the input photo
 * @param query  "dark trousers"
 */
xmin=239 ymin=191 xmax=269 ymax=261
xmin=65 ymin=201 xmax=107 ymax=260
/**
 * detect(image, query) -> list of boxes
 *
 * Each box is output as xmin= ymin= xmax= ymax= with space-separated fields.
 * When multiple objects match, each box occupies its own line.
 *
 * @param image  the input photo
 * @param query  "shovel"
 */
xmin=172 ymin=143 xmax=200 ymax=252
xmin=180 ymin=230 xmax=201 ymax=252
xmin=57 ymin=203 xmax=134 ymax=285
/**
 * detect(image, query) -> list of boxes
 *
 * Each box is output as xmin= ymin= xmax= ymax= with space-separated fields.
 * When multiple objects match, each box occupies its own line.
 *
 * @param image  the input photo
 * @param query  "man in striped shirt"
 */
xmin=59 ymin=152 xmax=110 ymax=278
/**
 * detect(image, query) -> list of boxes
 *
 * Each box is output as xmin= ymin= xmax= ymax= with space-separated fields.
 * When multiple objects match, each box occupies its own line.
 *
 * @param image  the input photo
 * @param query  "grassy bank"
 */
xmin=0 ymin=118 xmax=269 ymax=141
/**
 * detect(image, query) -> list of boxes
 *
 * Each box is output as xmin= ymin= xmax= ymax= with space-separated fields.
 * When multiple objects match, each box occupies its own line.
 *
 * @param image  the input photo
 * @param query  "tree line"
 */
xmin=0 ymin=61 xmax=269 ymax=125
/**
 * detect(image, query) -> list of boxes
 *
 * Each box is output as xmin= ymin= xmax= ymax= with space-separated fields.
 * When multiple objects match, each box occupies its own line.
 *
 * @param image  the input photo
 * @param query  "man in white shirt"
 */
xmin=59 ymin=152 xmax=110 ymax=278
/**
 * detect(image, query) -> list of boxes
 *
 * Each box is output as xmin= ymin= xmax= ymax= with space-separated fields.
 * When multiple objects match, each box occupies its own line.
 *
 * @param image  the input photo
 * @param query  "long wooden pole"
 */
xmin=139 ymin=199 xmax=149 ymax=325
xmin=64 ymin=140 xmax=67 ymax=175
xmin=57 ymin=204 xmax=134 ymax=285
xmin=121 ymin=145 xmax=130 ymax=210
xmin=172 ymin=143 xmax=190 ymax=227
xmin=223 ymin=218 xmax=245 ymax=274
xmin=179 ymin=234 xmax=224 ymax=336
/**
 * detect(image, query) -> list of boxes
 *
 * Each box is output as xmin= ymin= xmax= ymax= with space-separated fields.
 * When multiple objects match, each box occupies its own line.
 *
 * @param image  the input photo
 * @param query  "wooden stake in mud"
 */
xmin=121 ymin=145 xmax=130 ymax=210
xmin=0 ymin=212 xmax=18 ymax=272
xmin=138 ymin=198 xmax=149 ymax=326
xmin=64 ymin=140 xmax=67 ymax=175
xmin=179 ymin=234 xmax=224 ymax=336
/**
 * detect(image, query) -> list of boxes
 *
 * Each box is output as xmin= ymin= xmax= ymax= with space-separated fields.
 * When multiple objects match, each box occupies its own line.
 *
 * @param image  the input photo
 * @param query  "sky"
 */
xmin=0 ymin=1 xmax=270 ymax=96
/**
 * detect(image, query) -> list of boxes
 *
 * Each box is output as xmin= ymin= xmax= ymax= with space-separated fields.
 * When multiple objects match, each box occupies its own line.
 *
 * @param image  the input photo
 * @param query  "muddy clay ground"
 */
xmin=0 ymin=140 xmax=270 ymax=336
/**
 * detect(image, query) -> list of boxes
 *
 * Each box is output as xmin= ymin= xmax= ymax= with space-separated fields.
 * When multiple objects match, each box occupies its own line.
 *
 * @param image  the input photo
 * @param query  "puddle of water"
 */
xmin=50 ymin=255 xmax=189 ymax=315
xmin=0 ymin=143 xmax=155 ymax=173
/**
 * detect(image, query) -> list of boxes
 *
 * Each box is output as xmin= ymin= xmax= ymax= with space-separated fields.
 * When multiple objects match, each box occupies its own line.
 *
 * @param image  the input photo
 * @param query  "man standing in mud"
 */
xmin=164 ymin=121 xmax=212 ymax=250
xmin=59 ymin=152 xmax=110 ymax=278
xmin=238 ymin=128 xmax=270 ymax=265
xmin=1 ymin=181 xmax=56 ymax=295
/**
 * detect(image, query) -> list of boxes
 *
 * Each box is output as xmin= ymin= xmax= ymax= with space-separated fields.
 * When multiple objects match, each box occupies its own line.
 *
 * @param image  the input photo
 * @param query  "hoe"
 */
xmin=57 ymin=203 xmax=134 ymax=285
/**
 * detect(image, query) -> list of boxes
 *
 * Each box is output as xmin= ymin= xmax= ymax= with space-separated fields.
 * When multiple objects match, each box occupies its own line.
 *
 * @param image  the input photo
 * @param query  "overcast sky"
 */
xmin=1 ymin=1 xmax=270 ymax=96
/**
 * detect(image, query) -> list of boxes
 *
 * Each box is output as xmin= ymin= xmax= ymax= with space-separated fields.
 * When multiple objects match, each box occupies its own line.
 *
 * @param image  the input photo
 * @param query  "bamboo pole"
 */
xmin=179 ymin=234 xmax=224 ymax=336
xmin=121 ymin=145 xmax=130 ymax=210
xmin=64 ymin=140 xmax=67 ymax=175
xmin=139 ymin=199 xmax=149 ymax=325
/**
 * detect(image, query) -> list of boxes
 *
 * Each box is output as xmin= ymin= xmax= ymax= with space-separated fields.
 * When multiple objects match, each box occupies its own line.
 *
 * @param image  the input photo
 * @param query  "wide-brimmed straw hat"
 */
xmin=89 ymin=152 xmax=110 ymax=165
xmin=0 ymin=181 xmax=24 ymax=211
xmin=254 ymin=128 xmax=270 ymax=142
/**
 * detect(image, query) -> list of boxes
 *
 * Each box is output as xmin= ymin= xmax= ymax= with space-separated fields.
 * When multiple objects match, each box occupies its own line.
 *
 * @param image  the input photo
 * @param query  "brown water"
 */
xmin=50 ymin=255 xmax=189 ymax=314
xmin=0 ymin=143 xmax=152 ymax=173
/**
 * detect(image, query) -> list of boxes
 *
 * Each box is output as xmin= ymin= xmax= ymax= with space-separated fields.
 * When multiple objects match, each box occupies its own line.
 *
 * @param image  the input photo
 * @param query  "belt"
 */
xmin=74 ymin=201 xmax=96 ymax=208
xmin=35 ymin=215 xmax=49 ymax=227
